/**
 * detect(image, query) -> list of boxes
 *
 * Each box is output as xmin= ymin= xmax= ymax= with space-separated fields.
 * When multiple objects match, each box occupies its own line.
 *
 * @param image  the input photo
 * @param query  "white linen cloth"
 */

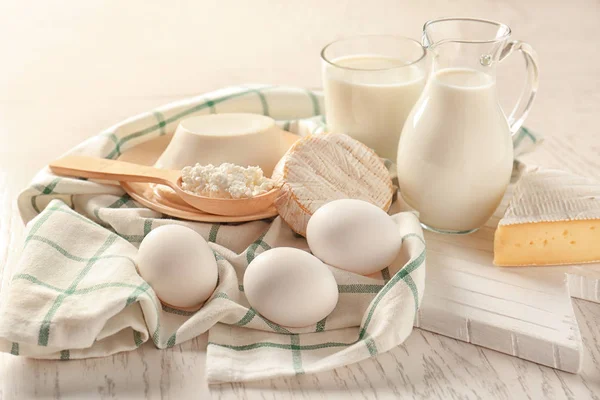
xmin=0 ymin=84 xmax=538 ymax=382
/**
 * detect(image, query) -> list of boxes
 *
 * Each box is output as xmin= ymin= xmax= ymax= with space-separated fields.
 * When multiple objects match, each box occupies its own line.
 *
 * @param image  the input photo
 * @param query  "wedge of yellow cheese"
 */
xmin=494 ymin=168 xmax=600 ymax=266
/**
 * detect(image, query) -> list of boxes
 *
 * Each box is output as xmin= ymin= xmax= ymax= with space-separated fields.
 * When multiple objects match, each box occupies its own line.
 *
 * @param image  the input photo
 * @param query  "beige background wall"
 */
xmin=1 ymin=0 xmax=598 ymax=190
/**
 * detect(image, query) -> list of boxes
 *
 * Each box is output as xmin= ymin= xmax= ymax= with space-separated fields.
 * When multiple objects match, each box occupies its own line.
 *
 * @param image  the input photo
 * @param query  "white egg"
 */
xmin=243 ymin=247 xmax=338 ymax=328
xmin=306 ymin=199 xmax=402 ymax=275
xmin=136 ymin=225 xmax=218 ymax=309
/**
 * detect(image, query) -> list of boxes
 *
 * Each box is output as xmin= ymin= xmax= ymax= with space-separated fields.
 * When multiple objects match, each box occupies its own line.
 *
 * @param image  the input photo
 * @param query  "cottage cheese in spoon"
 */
xmin=181 ymin=163 xmax=275 ymax=199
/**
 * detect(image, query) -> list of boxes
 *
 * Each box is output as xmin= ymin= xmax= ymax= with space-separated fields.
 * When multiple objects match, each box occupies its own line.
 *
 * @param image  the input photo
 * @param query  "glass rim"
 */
xmin=423 ymin=17 xmax=512 ymax=44
xmin=320 ymin=35 xmax=426 ymax=71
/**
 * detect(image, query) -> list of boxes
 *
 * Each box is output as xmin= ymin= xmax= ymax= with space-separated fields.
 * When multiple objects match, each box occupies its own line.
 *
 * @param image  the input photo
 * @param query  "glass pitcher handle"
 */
xmin=498 ymin=41 xmax=540 ymax=136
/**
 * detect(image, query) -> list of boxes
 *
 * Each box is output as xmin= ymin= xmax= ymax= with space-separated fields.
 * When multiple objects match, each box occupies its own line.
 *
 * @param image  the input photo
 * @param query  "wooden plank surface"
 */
xmin=1 ymin=0 xmax=600 ymax=398
xmin=415 ymin=183 xmax=599 ymax=374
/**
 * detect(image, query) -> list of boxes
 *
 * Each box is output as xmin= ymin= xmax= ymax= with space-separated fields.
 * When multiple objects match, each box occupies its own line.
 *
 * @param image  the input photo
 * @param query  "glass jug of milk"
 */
xmin=397 ymin=18 xmax=539 ymax=234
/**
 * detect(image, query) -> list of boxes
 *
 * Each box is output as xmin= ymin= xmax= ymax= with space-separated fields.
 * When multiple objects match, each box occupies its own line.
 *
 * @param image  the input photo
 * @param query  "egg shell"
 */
xmin=136 ymin=225 xmax=218 ymax=309
xmin=243 ymin=247 xmax=339 ymax=328
xmin=306 ymin=199 xmax=402 ymax=275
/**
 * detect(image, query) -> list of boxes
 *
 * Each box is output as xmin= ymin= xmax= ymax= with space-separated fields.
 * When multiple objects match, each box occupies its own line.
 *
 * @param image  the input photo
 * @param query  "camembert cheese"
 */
xmin=494 ymin=167 xmax=600 ymax=266
xmin=272 ymin=133 xmax=394 ymax=236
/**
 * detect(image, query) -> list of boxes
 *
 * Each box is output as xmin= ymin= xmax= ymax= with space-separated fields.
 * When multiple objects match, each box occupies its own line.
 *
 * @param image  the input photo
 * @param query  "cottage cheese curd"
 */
xmin=180 ymin=163 xmax=275 ymax=199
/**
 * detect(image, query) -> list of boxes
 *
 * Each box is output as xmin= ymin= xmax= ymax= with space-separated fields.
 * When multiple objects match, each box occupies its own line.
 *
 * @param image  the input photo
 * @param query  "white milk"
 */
xmin=397 ymin=68 xmax=514 ymax=232
xmin=323 ymin=55 xmax=425 ymax=160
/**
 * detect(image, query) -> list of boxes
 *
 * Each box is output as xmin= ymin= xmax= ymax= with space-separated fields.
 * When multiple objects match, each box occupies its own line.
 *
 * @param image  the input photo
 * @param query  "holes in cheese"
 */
xmin=494 ymin=220 xmax=600 ymax=266
xmin=494 ymin=167 xmax=600 ymax=266
xmin=272 ymin=133 xmax=394 ymax=236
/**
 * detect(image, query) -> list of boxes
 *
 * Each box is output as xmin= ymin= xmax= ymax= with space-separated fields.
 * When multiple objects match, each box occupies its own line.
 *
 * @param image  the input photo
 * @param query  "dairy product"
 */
xmin=272 ymin=133 xmax=394 ymax=236
xmin=397 ymin=68 xmax=513 ymax=233
xmin=156 ymin=114 xmax=288 ymax=176
xmin=494 ymin=168 xmax=600 ymax=266
xmin=323 ymin=55 xmax=425 ymax=160
xmin=181 ymin=163 xmax=274 ymax=199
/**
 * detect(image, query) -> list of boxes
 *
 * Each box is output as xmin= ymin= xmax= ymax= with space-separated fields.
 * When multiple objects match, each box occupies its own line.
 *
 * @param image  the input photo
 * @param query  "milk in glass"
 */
xmin=323 ymin=55 xmax=425 ymax=160
xmin=397 ymin=68 xmax=514 ymax=232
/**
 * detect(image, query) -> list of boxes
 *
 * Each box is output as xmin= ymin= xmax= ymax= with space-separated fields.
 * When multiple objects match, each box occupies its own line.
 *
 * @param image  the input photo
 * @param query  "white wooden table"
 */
xmin=1 ymin=1 xmax=599 ymax=398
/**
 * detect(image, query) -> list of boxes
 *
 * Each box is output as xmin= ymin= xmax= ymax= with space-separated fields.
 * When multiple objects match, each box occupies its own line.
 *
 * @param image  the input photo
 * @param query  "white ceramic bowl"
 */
xmin=155 ymin=113 xmax=290 ymax=176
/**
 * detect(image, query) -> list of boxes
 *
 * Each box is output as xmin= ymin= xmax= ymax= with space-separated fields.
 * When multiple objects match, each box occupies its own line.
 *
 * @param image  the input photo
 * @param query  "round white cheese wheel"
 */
xmin=156 ymin=113 xmax=287 ymax=176
xmin=307 ymin=199 xmax=402 ymax=275
xmin=272 ymin=133 xmax=394 ymax=236
xmin=243 ymin=247 xmax=339 ymax=328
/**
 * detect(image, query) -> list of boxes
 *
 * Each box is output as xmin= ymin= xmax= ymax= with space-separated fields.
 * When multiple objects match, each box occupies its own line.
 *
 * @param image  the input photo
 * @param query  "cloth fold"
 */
xmin=0 ymin=85 xmax=539 ymax=383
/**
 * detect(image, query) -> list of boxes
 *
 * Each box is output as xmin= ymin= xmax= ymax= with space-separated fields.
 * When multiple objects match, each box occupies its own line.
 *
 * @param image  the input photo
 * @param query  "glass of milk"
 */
xmin=321 ymin=35 xmax=427 ymax=161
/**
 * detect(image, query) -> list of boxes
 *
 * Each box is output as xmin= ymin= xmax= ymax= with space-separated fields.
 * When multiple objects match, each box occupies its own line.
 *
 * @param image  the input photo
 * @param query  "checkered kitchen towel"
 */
xmin=0 ymin=85 xmax=540 ymax=383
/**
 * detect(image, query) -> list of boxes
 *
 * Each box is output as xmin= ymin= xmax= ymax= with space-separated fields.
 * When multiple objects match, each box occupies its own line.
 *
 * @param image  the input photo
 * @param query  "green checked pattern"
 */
xmin=4 ymin=85 xmax=540 ymax=382
xmin=205 ymin=216 xmax=426 ymax=383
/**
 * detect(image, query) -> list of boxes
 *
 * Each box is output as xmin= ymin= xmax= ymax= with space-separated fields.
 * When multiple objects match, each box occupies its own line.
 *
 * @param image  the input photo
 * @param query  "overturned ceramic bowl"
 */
xmin=155 ymin=113 xmax=289 ymax=176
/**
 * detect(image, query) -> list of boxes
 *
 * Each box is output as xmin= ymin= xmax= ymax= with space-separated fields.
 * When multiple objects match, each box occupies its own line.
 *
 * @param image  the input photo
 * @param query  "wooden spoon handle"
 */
xmin=49 ymin=155 xmax=179 ymax=186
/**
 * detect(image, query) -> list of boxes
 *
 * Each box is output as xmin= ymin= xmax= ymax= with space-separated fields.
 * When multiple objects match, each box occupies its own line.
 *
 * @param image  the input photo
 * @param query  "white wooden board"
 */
xmin=412 ymin=182 xmax=600 ymax=373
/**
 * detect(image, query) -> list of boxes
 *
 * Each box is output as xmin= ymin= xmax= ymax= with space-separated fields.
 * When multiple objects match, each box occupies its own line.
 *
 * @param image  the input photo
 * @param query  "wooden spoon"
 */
xmin=49 ymin=155 xmax=279 ymax=217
